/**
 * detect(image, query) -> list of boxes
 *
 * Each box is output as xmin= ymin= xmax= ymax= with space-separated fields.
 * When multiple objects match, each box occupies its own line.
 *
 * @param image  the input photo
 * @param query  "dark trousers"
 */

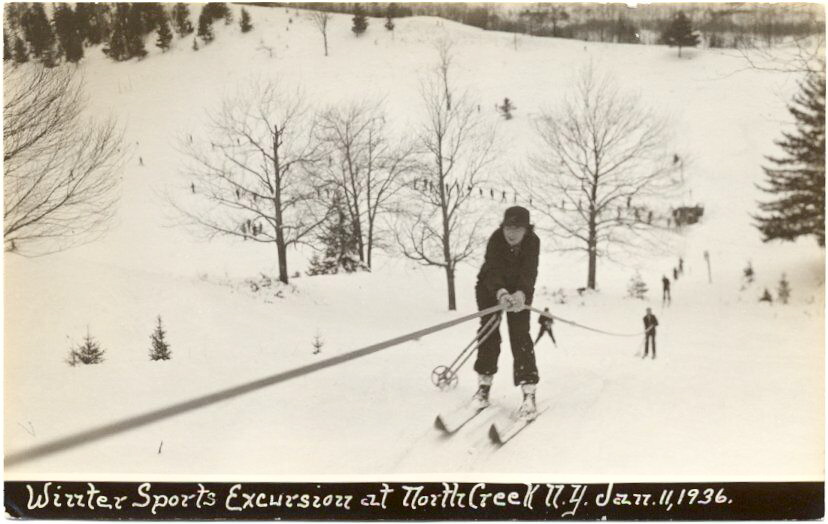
xmin=534 ymin=326 xmax=556 ymax=346
xmin=662 ymin=288 xmax=671 ymax=303
xmin=644 ymin=332 xmax=656 ymax=358
xmin=473 ymin=285 xmax=539 ymax=386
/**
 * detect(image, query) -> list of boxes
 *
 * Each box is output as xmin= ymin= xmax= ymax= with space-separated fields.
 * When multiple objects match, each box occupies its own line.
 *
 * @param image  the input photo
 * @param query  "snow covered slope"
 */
xmin=4 ymin=5 xmax=824 ymax=481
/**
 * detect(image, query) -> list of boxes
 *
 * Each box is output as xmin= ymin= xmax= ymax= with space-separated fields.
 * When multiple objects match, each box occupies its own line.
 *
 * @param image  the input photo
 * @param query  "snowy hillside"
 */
xmin=4 ymin=5 xmax=824 ymax=482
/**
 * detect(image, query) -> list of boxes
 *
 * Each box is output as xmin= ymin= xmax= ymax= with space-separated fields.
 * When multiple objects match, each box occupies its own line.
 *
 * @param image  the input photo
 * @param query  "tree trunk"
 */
xmin=366 ymin=215 xmax=374 ymax=269
xmin=276 ymin=235 xmax=288 ymax=284
xmin=445 ymin=264 xmax=457 ymax=311
xmin=273 ymin=124 xmax=289 ymax=284
xmin=587 ymin=242 xmax=596 ymax=290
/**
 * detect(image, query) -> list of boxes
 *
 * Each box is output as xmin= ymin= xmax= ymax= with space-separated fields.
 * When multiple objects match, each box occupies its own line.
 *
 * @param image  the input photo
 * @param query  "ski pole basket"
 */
xmin=431 ymin=312 xmax=501 ymax=390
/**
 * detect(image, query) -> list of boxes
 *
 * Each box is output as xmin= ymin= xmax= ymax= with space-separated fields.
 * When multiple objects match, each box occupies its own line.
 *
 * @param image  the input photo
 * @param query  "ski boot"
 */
xmin=518 ymin=383 xmax=537 ymax=420
xmin=470 ymin=374 xmax=493 ymax=410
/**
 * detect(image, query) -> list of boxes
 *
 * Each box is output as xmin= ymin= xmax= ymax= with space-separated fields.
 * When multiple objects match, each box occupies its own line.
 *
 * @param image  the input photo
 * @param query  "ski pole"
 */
xmin=431 ymin=311 xmax=501 ymax=390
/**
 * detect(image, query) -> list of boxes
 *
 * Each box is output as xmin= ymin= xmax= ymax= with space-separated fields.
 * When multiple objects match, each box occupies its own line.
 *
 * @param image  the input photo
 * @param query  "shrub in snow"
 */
xmin=759 ymin=288 xmax=773 ymax=303
xmin=777 ymin=274 xmax=791 ymax=304
xmin=499 ymin=97 xmax=515 ymax=120
xmin=240 ymin=8 xmax=253 ymax=33
xmin=551 ymin=288 xmax=568 ymax=305
xmin=67 ymin=330 xmax=106 ymax=366
xmin=352 ymin=4 xmax=368 ymax=36
xmin=627 ymin=273 xmax=648 ymax=300
xmin=312 ymin=332 xmax=324 ymax=355
xmin=149 ymin=316 xmax=172 ymax=361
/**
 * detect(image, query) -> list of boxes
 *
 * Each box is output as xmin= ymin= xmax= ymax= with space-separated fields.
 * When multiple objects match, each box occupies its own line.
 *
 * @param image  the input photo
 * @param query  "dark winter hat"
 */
xmin=502 ymin=206 xmax=531 ymax=228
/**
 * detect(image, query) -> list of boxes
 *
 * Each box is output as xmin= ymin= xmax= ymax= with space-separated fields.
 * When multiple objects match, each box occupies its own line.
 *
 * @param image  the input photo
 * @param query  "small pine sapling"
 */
xmin=312 ymin=332 xmax=324 ymax=355
xmin=499 ymin=97 xmax=516 ymax=120
xmin=627 ymin=273 xmax=648 ymax=300
xmin=149 ymin=315 xmax=172 ymax=360
xmin=67 ymin=328 xmax=106 ymax=366
xmin=759 ymin=288 xmax=773 ymax=303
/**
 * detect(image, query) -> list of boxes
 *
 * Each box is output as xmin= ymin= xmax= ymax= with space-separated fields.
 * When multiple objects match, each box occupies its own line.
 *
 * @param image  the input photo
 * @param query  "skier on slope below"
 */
xmin=472 ymin=206 xmax=541 ymax=419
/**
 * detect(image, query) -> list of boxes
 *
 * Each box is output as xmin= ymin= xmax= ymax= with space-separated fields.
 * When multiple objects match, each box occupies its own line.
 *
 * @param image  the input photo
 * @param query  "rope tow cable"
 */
xmin=527 ymin=306 xmax=646 ymax=338
xmin=6 ymin=304 xmax=507 ymax=468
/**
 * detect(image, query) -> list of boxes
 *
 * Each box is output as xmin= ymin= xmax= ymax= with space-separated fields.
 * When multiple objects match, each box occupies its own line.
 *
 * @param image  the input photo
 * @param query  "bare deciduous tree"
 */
xmin=317 ymin=101 xmax=416 ymax=268
xmin=174 ymin=81 xmax=326 ymax=284
xmin=516 ymin=65 xmax=682 ymax=290
xmin=396 ymin=75 xmax=497 ymax=311
xmin=4 ymin=65 xmax=125 ymax=256
xmin=310 ymin=10 xmax=331 ymax=57
xmin=433 ymin=37 xmax=454 ymax=111
xmin=737 ymin=22 xmax=824 ymax=75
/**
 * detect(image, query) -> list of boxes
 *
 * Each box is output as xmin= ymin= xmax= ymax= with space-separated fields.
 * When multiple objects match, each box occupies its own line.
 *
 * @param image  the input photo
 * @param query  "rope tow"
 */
xmin=528 ymin=306 xmax=647 ymax=338
xmin=7 ymin=303 xmax=644 ymax=467
xmin=6 ymin=304 xmax=505 ymax=468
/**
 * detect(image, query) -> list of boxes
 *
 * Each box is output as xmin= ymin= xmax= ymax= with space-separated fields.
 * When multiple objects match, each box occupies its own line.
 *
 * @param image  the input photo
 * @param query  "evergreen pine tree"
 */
xmin=385 ymin=3 xmax=398 ymax=31
xmin=499 ymin=97 xmax=515 ymax=120
xmin=777 ymin=274 xmax=791 ymax=304
xmin=662 ymin=11 xmax=699 ymax=57
xmin=352 ymin=4 xmax=368 ymax=36
xmin=67 ymin=329 xmax=106 ymax=366
xmin=156 ymin=15 xmax=173 ymax=51
xmin=754 ymin=71 xmax=825 ymax=247
xmin=240 ymin=8 xmax=253 ymax=33
xmin=13 ymin=37 xmax=28 ymax=64
xmin=53 ymin=3 xmax=84 ymax=63
xmin=149 ymin=316 xmax=172 ymax=361
xmin=74 ymin=2 xmax=95 ymax=43
xmin=627 ymin=272 xmax=648 ymax=300
xmin=126 ymin=3 xmax=147 ymax=58
xmin=307 ymin=192 xmax=365 ymax=275
xmin=86 ymin=4 xmax=111 ymax=46
xmin=759 ymin=288 xmax=773 ymax=303
xmin=104 ymin=3 xmax=130 ymax=61
xmin=172 ymin=3 xmax=194 ymax=37
xmin=203 ymin=3 xmax=229 ymax=22
xmin=197 ymin=9 xmax=215 ymax=43
xmin=138 ymin=3 xmax=166 ymax=33
xmin=23 ymin=3 xmax=56 ymax=63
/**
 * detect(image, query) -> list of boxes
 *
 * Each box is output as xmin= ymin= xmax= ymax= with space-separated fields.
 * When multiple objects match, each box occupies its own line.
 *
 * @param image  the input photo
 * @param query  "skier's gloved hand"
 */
xmin=497 ymin=289 xmax=512 ymax=309
xmin=510 ymin=290 xmax=526 ymax=312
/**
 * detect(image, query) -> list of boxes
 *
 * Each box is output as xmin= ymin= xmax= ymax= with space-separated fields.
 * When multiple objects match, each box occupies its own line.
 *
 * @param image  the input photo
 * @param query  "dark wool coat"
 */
xmin=643 ymin=313 xmax=659 ymax=334
xmin=476 ymin=227 xmax=540 ymax=303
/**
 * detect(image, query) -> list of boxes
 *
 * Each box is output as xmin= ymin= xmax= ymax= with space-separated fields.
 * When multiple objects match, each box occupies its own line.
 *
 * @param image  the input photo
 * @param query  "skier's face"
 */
xmin=503 ymin=225 xmax=527 ymax=246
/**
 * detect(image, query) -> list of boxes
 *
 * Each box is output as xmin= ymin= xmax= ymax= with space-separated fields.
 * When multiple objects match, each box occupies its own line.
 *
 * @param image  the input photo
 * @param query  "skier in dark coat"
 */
xmin=472 ymin=206 xmax=540 ymax=419
xmin=534 ymin=307 xmax=557 ymax=347
xmin=643 ymin=307 xmax=658 ymax=359
xmin=662 ymin=275 xmax=671 ymax=305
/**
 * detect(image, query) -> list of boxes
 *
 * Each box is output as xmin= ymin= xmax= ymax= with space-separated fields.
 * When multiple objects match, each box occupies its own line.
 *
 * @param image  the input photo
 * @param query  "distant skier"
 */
xmin=472 ymin=206 xmax=540 ymax=419
xmin=662 ymin=275 xmax=671 ymax=305
xmin=643 ymin=307 xmax=658 ymax=359
xmin=678 ymin=257 xmax=684 ymax=275
xmin=534 ymin=308 xmax=557 ymax=347
xmin=673 ymin=267 xmax=679 ymax=281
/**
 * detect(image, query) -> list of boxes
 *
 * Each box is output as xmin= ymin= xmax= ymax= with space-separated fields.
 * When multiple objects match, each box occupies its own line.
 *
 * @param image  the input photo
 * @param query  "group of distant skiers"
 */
xmin=660 ymin=256 xmax=685 ymax=306
xmin=469 ymin=205 xmax=670 ymax=420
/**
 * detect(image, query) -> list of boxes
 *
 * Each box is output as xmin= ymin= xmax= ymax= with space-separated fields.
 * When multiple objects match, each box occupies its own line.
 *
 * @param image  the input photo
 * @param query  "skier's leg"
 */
xmin=644 ymin=334 xmax=650 ymax=357
xmin=473 ymin=285 xmax=501 ymax=377
xmin=506 ymin=309 xmax=538 ymax=387
xmin=549 ymin=328 xmax=557 ymax=346
xmin=652 ymin=334 xmax=657 ymax=359
xmin=533 ymin=326 xmax=543 ymax=345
